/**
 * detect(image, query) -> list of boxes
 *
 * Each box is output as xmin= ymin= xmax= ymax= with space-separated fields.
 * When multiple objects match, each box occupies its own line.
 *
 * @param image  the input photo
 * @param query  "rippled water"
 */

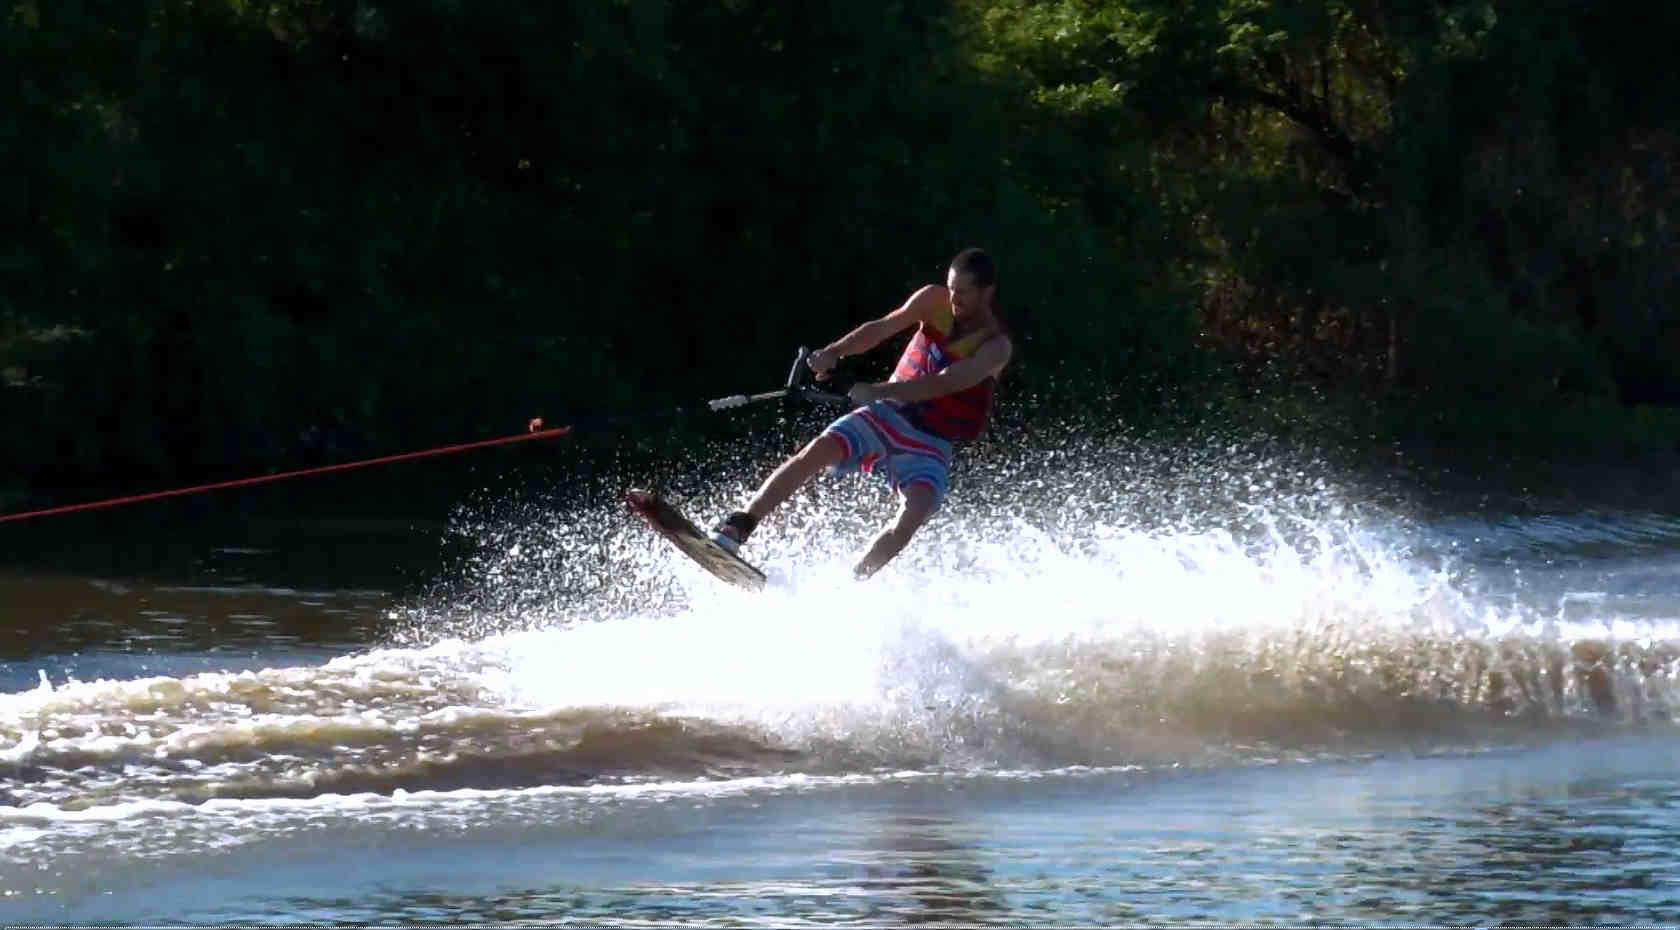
xmin=3 ymin=433 xmax=1678 ymax=924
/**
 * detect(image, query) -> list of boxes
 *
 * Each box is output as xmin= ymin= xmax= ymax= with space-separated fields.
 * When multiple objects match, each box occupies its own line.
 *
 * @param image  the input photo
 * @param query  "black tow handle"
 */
xmin=706 ymin=347 xmax=855 ymax=412
xmin=786 ymin=346 xmax=856 ymax=401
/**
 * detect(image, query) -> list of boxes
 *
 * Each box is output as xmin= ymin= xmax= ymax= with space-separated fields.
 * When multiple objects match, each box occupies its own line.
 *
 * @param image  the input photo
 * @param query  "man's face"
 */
xmin=947 ymin=268 xmax=989 ymax=316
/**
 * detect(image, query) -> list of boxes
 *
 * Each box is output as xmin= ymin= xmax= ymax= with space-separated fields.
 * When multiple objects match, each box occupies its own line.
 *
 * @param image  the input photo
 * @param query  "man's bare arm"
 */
xmin=860 ymin=333 xmax=1013 ymax=405
xmin=810 ymin=285 xmax=945 ymax=374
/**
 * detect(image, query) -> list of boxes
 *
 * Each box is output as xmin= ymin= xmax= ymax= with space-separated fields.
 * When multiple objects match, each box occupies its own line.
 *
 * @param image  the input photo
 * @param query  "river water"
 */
xmin=2 ymin=435 xmax=1678 ymax=925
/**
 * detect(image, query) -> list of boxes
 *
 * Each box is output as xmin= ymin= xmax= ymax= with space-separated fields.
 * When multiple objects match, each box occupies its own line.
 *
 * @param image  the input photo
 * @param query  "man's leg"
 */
xmin=714 ymin=420 xmax=858 ymax=553
xmin=853 ymin=482 xmax=937 ymax=579
xmin=745 ymin=432 xmax=847 ymax=520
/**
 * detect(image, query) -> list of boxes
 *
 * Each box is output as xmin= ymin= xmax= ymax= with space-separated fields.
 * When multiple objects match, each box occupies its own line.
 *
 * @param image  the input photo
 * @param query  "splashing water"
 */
xmin=4 ymin=421 xmax=1678 ymax=816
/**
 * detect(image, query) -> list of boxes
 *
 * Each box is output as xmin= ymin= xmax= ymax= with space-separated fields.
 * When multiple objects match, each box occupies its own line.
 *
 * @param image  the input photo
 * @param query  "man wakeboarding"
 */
xmin=710 ymin=247 xmax=1014 ymax=579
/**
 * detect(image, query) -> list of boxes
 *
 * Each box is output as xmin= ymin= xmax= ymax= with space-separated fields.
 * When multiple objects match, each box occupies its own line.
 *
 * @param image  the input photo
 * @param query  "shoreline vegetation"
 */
xmin=3 ymin=1 xmax=1676 ymax=513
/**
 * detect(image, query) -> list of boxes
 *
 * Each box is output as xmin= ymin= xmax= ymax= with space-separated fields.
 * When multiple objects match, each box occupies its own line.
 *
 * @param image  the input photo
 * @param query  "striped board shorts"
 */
xmin=821 ymin=401 xmax=953 ymax=509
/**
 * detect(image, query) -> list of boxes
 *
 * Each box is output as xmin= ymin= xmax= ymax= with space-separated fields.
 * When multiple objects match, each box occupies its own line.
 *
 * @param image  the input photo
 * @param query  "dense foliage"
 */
xmin=3 ymin=0 xmax=1675 ymax=495
xmin=966 ymin=0 xmax=1680 ymax=447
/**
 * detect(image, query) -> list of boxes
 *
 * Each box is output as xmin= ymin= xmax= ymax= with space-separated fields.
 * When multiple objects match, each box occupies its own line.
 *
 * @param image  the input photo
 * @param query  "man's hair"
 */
xmin=949 ymin=247 xmax=997 ymax=288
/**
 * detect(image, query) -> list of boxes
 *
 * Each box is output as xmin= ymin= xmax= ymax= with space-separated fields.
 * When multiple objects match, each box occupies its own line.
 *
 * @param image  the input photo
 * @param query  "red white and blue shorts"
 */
xmin=821 ymin=401 xmax=953 ymax=509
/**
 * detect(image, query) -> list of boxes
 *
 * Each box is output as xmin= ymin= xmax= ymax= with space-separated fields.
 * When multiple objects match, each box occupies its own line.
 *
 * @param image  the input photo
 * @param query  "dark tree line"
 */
xmin=3 ymin=0 xmax=1676 ymax=498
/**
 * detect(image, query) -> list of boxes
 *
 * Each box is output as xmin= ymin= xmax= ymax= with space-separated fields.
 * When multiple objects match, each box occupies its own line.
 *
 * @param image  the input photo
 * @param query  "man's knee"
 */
xmin=800 ymin=432 xmax=847 ymax=468
xmin=894 ymin=483 xmax=939 ymax=533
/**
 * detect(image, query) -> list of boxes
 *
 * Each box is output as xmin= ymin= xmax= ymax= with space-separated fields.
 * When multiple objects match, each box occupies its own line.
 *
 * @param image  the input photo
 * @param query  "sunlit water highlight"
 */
xmin=3 ymin=428 xmax=1679 ymax=923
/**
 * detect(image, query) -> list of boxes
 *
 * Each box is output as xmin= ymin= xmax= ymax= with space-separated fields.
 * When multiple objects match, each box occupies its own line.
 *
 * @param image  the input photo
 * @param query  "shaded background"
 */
xmin=3 ymin=0 xmax=1678 ymax=511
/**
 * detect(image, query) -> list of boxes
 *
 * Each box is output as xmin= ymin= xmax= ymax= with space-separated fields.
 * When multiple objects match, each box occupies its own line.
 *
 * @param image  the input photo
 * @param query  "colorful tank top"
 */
xmin=889 ymin=299 xmax=1001 ymax=441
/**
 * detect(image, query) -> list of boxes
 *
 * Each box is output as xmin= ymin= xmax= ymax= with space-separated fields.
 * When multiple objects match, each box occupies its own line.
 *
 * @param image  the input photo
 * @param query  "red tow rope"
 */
xmin=0 ymin=426 xmax=573 ymax=524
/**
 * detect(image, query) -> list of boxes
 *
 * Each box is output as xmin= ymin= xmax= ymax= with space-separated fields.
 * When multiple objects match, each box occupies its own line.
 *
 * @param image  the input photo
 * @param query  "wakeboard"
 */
xmin=625 ymin=489 xmax=766 ymax=591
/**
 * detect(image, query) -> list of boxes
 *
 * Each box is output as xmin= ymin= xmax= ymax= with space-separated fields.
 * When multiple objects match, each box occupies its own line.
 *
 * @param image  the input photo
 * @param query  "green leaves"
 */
xmin=5 ymin=0 xmax=1677 ymax=493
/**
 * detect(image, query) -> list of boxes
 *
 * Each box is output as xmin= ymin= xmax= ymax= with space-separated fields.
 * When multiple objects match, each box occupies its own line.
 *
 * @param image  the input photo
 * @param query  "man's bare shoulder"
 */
xmin=897 ymin=284 xmax=948 ymax=325
xmin=977 ymin=328 xmax=1014 ymax=372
